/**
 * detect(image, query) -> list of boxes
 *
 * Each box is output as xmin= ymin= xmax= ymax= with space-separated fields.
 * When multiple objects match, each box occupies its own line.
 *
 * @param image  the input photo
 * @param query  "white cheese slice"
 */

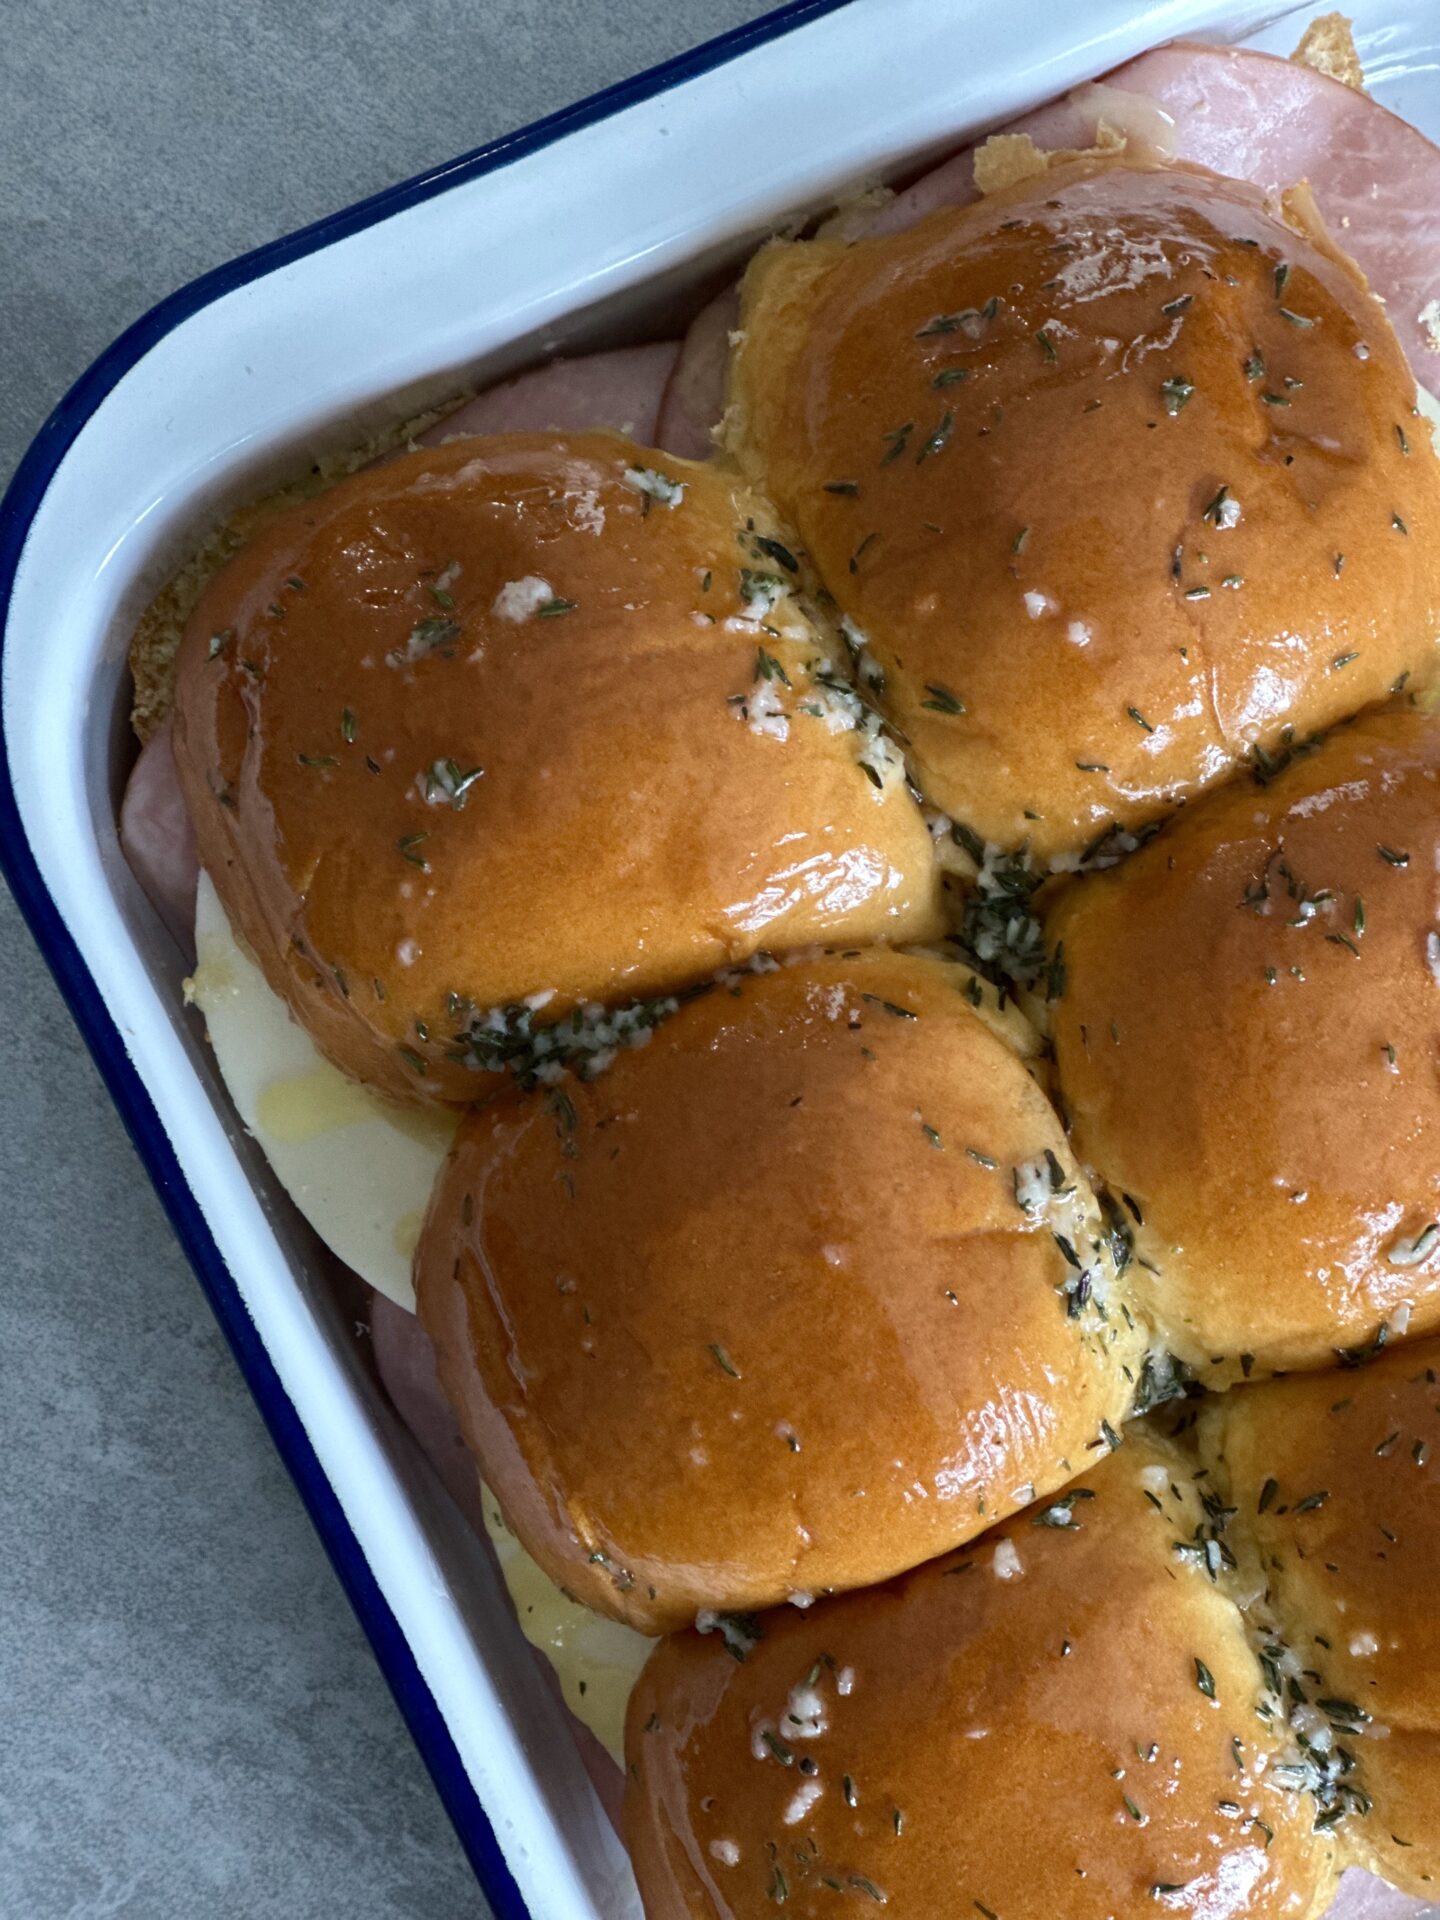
xmin=188 ymin=868 xmax=457 ymax=1310
xmin=480 ymin=1485 xmax=655 ymax=1761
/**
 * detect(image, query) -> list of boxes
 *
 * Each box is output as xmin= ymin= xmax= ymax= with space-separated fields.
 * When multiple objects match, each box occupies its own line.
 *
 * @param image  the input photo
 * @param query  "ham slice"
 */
xmin=1324 ymin=1871 xmax=1431 ymax=1919
xmin=416 ymin=339 xmax=680 ymax=449
xmin=653 ymin=287 xmax=739 ymax=460
xmin=118 ymin=713 xmax=199 ymax=949
xmin=862 ymin=43 xmax=1440 ymax=393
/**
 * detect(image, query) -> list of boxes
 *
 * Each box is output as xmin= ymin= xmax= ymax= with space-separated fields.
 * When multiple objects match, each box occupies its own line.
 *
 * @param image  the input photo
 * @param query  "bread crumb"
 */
xmin=973 ymin=124 xmax=1124 ymax=197
xmin=1292 ymin=13 xmax=1365 ymax=92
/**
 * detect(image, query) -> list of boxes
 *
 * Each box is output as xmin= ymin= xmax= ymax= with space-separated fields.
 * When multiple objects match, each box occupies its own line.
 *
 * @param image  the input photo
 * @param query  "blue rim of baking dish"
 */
xmin=0 ymin=2 xmax=860 ymax=1910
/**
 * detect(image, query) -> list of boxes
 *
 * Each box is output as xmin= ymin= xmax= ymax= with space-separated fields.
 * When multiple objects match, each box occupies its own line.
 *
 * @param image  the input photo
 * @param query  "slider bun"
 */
xmin=1049 ymin=707 xmax=1440 ymax=1381
xmin=415 ymin=948 xmax=1145 ymax=1633
xmin=174 ymin=432 xmax=942 ymax=1103
xmin=1201 ymin=1336 xmax=1440 ymax=1898
xmin=728 ymin=157 xmax=1440 ymax=861
xmin=625 ymin=1433 xmax=1332 ymax=1918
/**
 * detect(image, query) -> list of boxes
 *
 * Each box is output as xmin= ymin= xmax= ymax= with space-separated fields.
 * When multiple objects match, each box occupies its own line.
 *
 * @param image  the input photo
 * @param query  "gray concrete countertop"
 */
xmin=0 ymin=4 xmax=771 ymax=1913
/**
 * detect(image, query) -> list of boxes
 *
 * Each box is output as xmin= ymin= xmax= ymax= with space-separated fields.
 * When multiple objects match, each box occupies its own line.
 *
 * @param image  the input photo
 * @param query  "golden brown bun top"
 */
xmin=1048 ymin=706 xmax=1440 ymax=1381
xmin=730 ymin=158 xmax=1440 ymax=861
xmin=173 ymin=432 xmax=942 ymax=1102
xmin=415 ymin=947 xmax=1145 ymax=1633
xmin=624 ymin=1432 xmax=1333 ymax=1919
xmin=1201 ymin=1337 xmax=1440 ymax=1897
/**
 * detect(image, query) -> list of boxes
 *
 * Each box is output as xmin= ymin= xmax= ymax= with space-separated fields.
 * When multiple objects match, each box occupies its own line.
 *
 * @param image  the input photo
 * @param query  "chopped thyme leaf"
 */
xmin=1292 ymin=1490 xmax=1330 ymax=1513
xmin=1331 ymin=651 xmax=1360 ymax=671
xmin=1202 ymin=485 xmax=1239 ymax=529
xmin=397 ymin=831 xmax=430 ymax=870
xmin=850 ymin=531 xmax=880 ymax=573
xmin=1260 ymin=390 xmax=1291 ymax=407
xmin=1184 ymin=585 xmax=1212 ymax=601
xmin=1012 ymin=526 xmax=1030 ymax=554
xmin=933 ymin=368 xmax=972 ymax=388
xmin=1326 ymin=931 xmax=1361 ymax=957
xmin=1278 ymin=308 xmax=1315 ymax=328
xmin=917 ymin=409 xmax=955 ymax=462
xmin=1273 ymin=263 xmax=1290 ymax=298
xmin=1378 ymin=845 xmax=1409 ymax=866
xmin=1161 ymin=376 xmax=1195 ymax=416
xmin=298 ymin=753 xmax=337 ymax=770
xmin=967 ymin=1148 xmax=997 ymax=1168
xmin=921 ymin=1121 xmax=943 ymax=1149
xmin=849 ymin=1877 xmax=885 ymax=1903
xmin=861 ymin=993 xmax=917 ymax=1019
xmin=1392 ymin=511 xmax=1409 ymax=535
xmin=1035 ymin=328 xmax=1058 ymax=363
xmin=769 ymin=1865 xmax=789 ymax=1905
xmin=707 ymin=1343 xmax=742 ymax=1380
xmin=340 ymin=708 xmax=357 ymax=743
xmin=407 ymin=615 xmax=461 ymax=654
xmin=754 ymin=536 xmax=798 ymax=573
xmin=1396 ymin=424 xmax=1411 ymax=455
xmin=424 ymin=758 xmax=485 ymax=808
xmin=1075 ymin=760 xmax=1110 ymax=773
xmin=824 ymin=480 xmax=860 ymax=496
xmin=1195 ymin=1659 xmax=1217 ymax=1701
xmin=754 ymin=646 xmax=791 ymax=687
xmin=1162 ymin=295 xmax=1193 ymax=317
xmin=1244 ymin=352 xmax=1266 ymax=382
xmin=921 ymin=682 xmax=966 ymax=715
xmin=1353 ymin=897 xmax=1366 ymax=937
xmin=880 ymin=421 xmax=915 ymax=464
xmin=538 ymin=597 xmax=578 ymax=617
xmin=397 ymin=1045 xmax=427 ymax=1075
xmin=1127 ymin=705 xmax=1154 ymax=733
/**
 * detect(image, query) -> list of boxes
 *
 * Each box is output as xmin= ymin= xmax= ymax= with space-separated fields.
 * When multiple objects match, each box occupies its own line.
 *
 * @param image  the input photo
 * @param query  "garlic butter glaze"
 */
xmin=173 ymin=433 xmax=942 ymax=1103
xmin=730 ymin=160 xmax=1440 ymax=862
xmin=415 ymin=948 xmax=1145 ymax=1634
xmin=1050 ymin=707 xmax=1440 ymax=1382
xmin=625 ymin=1435 xmax=1332 ymax=1919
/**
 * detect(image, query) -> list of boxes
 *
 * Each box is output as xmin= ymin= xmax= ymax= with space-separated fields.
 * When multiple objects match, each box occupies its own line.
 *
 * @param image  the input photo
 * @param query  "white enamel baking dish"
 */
xmin=4 ymin=1 xmax=1434 ymax=1912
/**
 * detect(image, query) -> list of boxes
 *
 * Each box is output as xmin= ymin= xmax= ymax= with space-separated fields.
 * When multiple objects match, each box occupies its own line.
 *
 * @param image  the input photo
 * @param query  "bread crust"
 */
xmin=729 ymin=158 xmax=1440 ymax=860
xmin=416 ymin=949 xmax=1144 ymax=1631
xmin=1049 ymin=707 xmax=1440 ymax=1381
xmin=173 ymin=433 xmax=942 ymax=1101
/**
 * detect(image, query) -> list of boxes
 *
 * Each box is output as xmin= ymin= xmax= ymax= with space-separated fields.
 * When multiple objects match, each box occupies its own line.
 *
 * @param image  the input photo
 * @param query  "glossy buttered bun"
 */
xmin=625 ymin=1432 xmax=1332 ymax=1919
xmin=1049 ymin=707 xmax=1440 ymax=1383
xmin=729 ymin=158 xmax=1440 ymax=861
xmin=1201 ymin=1336 xmax=1440 ymax=1898
xmin=174 ymin=433 xmax=942 ymax=1103
xmin=415 ymin=948 xmax=1145 ymax=1633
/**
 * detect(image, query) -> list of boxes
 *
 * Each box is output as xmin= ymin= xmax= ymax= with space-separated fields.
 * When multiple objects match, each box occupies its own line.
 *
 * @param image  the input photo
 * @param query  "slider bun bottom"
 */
xmin=624 ymin=1433 xmax=1333 ymax=1919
